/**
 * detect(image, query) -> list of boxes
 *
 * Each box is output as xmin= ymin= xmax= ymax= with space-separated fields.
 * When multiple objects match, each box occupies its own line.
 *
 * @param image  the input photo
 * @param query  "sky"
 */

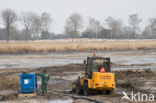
xmin=0 ymin=0 xmax=156 ymax=34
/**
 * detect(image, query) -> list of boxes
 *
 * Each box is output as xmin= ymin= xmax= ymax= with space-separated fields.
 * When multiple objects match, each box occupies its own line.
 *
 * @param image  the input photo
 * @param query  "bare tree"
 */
xmin=88 ymin=17 xmax=103 ymax=38
xmin=1 ymin=8 xmax=17 ymax=42
xmin=41 ymin=12 xmax=52 ymax=31
xmin=142 ymin=18 xmax=156 ymax=38
xmin=64 ymin=13 xmax=83 ymax=41
xmin=21 ymin=12 xmax=52 ymax=42
xmin=20 ymin=12 xmax=35 ymax=42
xmin=105 ymin=16 xmax=123 ymax=39
xmin=115 ymin=19 xmax=123 ymax=38
xmin=142 ymin=26 xmax=151 ymax=38
xmin=129 ymin=14 xmax=142 ymax=38
xmin=32 ymin=14 xmax=42 ymax=40
xmin=105 ymin=16 xmax=114 ymax=39
xmin=149 ymin=18 xmax=156 ymax=35
xmin=121 ymin=26 xmax=133 ymax=38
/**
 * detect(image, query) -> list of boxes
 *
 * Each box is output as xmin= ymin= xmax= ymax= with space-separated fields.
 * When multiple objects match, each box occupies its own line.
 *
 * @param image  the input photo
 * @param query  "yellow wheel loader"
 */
xmin=76 ymin=55 xmax=116 ymax=96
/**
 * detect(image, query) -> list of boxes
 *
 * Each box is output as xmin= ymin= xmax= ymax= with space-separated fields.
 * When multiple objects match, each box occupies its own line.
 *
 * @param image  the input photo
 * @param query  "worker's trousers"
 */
xmin=41 ymin=83 xmax=47 ymax=95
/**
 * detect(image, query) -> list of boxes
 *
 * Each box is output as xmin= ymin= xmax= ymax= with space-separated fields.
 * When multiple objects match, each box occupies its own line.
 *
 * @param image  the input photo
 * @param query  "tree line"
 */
xmin=0 ymin=8 xmax=156 ymax=42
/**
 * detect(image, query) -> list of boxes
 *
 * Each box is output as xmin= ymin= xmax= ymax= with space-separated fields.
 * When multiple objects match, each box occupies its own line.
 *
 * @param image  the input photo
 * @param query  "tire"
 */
xmin=106 ymin=90 xmax=110 ymax=95
xmin=76 ymin=77 xmax=81 ymax=94
xmin=83 ymin=81 xmax=90 ymax=96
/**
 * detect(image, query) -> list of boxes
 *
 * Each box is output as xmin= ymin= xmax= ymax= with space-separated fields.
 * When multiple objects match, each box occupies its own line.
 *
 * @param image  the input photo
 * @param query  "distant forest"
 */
xmin=0 ymin=8 xmax=156 ymax=42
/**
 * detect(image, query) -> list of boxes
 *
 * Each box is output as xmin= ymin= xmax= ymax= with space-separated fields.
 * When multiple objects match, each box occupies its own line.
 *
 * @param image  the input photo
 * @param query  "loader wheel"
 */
xmin=76 ymin=77 xmax=81 ymax=94
xmin=106 ymin=90 xmax=110 ymax=95
xmin=83 ymin=81 xmax=90 ymax=96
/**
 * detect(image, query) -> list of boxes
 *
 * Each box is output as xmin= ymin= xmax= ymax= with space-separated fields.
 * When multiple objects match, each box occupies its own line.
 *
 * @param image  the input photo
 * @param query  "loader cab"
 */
xmin=84 ymin=57 xmax=111 ymax=78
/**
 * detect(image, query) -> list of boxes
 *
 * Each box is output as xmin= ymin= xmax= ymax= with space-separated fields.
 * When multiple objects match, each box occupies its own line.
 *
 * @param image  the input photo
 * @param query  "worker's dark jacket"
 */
xmin=37 ymin=73 xmax=50 ymax=85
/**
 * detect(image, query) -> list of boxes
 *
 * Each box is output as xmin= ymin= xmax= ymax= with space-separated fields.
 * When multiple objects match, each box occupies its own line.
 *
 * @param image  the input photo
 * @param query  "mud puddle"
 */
xmin=50 ymin=71 xmax=83 ymax=81
xmin=49 ymin=99 xmax=73 ymax=103
xmin=0 ymin=90 xmax=17 ymax=95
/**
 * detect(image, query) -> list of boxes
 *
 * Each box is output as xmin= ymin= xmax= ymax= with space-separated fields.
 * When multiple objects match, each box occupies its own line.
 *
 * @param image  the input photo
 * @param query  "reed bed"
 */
xmin=0 ymin=39 xmax=156 ymax=53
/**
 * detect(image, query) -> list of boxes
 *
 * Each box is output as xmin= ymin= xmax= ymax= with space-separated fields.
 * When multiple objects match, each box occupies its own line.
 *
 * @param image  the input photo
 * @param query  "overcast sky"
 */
xmin=0 ymin=0 xmax=156 ymax=34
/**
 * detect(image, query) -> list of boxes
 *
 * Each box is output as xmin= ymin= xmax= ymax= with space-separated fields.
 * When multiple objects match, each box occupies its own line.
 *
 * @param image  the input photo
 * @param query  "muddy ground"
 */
xmin=0 ymin=63 xmax=156 ymax=103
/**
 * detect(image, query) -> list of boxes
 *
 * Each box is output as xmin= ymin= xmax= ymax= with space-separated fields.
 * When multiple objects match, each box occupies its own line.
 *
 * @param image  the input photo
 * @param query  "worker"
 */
xmin=37 ymin=70 xmax=50 ymax=95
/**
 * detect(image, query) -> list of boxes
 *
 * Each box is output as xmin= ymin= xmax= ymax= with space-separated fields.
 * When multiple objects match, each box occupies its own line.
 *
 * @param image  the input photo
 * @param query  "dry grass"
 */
xmin=0 ymin=76 xmax=20 ymax=90
xmin=0 ymin=39 xmax=156 ymax=53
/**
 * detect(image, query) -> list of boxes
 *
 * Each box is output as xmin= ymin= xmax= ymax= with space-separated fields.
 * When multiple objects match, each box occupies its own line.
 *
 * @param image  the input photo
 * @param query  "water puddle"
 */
xmin=51 ymin=71 xmax=83 ymax=81
xmin=0 ymin=90 xmax=17 ymax=95
xmin=48 ymin=99 xmax=73 ymax=103
xmin=112 ymin=65 xmax=156 ymax=71
xmin=0 ymin=58 xmax=83 ymax=69
xmin=112 ymin=54 xmax=156 ymax=65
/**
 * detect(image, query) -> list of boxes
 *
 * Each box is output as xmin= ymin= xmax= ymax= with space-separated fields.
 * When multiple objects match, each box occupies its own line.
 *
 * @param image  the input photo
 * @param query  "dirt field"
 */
xmin=1 ymin=39 xmax=156 ymax=53
xmin=0 ymin=49 xmax=156 ymax=103
xmin=0 ymin=63 xmax=156 ymax=103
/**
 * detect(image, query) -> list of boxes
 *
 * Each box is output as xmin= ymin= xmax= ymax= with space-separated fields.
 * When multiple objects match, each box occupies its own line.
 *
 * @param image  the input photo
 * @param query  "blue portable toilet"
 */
xmin=21 ymin=73 xmax=39 ymax=94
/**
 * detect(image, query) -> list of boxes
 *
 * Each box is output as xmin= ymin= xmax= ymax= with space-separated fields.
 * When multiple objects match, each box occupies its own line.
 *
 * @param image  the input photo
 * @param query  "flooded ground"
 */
xmin=1 ymin=50 xmax=156 ymax=70
xmin=0 ymin=50 xmax=156 ymax=103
